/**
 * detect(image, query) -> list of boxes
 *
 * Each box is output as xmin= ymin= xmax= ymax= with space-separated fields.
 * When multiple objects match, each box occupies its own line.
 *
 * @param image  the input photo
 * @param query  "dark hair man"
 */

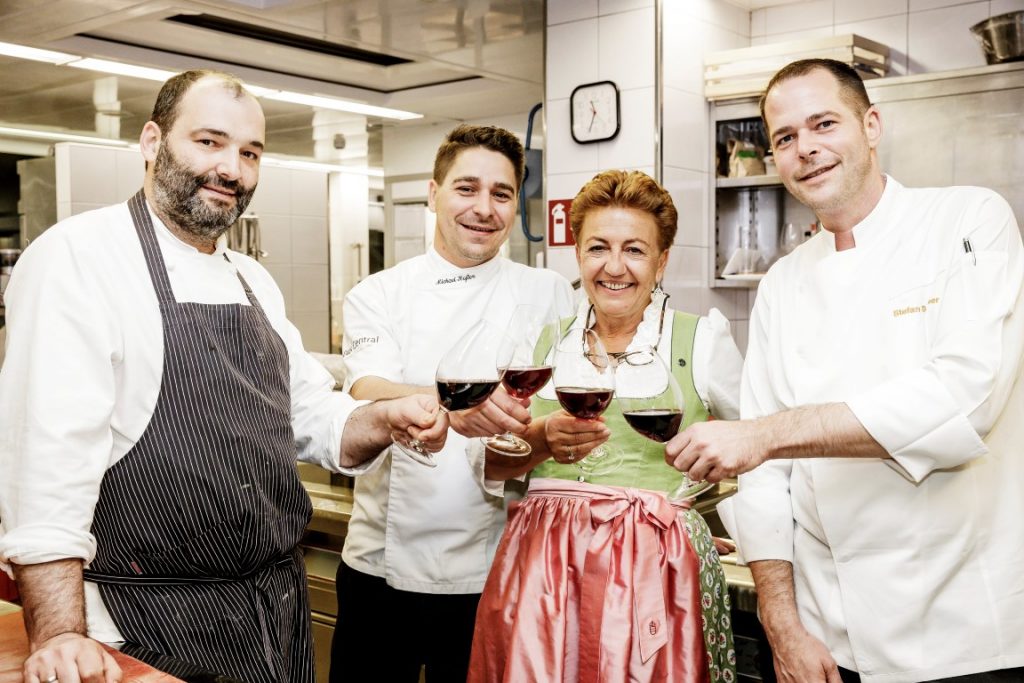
xmin=666 ymin=59 xmax=1024 ymax=682
xmin=0 ymin=70 xmax=444 ymax=683
xmin=330 ymin=124 xmax=574 ymax=682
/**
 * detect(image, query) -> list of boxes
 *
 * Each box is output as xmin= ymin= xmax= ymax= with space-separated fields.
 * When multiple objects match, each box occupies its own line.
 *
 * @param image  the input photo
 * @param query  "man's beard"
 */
xmin=151 ymin=143 xmax=256 ymax=241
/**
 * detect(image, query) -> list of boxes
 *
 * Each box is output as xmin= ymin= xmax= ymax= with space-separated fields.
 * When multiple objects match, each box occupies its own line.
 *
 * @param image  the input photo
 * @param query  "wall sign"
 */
xmin=547 ymin=200 xmax=574 ymax=247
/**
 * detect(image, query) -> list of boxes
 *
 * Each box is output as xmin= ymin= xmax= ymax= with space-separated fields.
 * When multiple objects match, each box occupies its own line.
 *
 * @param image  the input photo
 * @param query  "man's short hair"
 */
xmin=759 ymin=58 xmax=872 ymax=132
xmin=433 ymin=124 xmax=526 ymax=191
xmin=570 ymin=169 xmax=678 ymax=251
xmin=150 ymin=69 xmax=248 ymax=135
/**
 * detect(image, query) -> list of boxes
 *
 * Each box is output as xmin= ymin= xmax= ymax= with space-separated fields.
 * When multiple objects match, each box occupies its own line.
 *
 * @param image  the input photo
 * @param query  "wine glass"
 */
xmin=551 ymin=327 xmax=619 ymax=481
xmin=392 ymin=319 xmax=512 ymax=467
xmin=483 ymin=305 xmax=559 ymax=459
xmin=616 ymin=347 xmax=714 ymax=502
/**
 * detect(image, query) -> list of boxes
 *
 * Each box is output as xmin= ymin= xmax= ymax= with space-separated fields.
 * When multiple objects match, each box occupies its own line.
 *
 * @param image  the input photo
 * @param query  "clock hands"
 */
xmin=588 ymin=100 xmax=598 ymax=132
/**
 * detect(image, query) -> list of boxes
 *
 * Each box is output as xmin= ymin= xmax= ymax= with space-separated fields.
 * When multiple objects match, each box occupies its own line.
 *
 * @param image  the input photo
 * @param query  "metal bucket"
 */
xmin=970 ymin=11 xmax=1024 ymax=65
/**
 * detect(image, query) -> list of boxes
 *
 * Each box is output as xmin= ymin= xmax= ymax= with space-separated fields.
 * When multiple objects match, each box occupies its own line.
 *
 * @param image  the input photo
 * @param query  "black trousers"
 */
xmin=839 ymin=666 xmax=1024 ymax=682
xmin=330 ymin=561 xmax=481 ymax=683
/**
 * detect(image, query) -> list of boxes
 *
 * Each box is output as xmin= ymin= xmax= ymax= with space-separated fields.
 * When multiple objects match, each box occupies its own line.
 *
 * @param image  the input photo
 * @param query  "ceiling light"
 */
xmin=68 ymin=58 xmax=177 ymax=82
xmin=263 ymin=91 xmax=422 ymax=120
xmin=0 ymin=42 xmax=422 ymax=121
xmin=261 ymin=156 xmax=384 ymax=176
xmin=0 ymin=126 xmax=132 ymax=147
xmin=0 ymin=41 xmax=79 ymax=64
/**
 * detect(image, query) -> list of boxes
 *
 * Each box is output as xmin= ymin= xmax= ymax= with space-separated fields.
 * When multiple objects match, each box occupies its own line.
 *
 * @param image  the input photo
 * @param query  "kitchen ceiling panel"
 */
xmin=0 ymin=0 xmax=545 ymax=159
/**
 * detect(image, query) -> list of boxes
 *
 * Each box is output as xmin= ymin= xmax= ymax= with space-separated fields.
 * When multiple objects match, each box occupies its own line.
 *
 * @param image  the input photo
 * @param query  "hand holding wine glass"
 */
xmin=551 ymin=327 xmax=619 ymax=481
xmin=392 ymin=319 xmax=511 ymax=467
xmin=616 ymin=346 xmax=714 ymax=502
xmin=484 ymin=304 xmax=559 ymax=459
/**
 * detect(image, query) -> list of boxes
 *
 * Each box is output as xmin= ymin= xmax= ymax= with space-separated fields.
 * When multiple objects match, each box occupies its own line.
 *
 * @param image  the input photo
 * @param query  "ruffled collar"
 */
xmin=572 ymin=288 xmax=669 ymax=353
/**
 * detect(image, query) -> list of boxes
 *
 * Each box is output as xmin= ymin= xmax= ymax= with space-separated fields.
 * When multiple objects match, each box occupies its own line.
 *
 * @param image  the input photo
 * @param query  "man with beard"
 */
xmin=330 ymin=125 xmax=573 ymax=682
xmin=0 ymin=70 xmax=445 ymax=683
xmin=666 ymin=60 xmax=1024 ymax=682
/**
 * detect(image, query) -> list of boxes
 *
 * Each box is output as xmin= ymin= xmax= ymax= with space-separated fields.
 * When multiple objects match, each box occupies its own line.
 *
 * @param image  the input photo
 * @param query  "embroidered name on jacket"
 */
xmin=893 ymin=297 xmax=940 ymax=317
xmin=344 ymin=335 xmax=379 ymax=355
xmin=436 ymin=274 xmax=476 ymax=285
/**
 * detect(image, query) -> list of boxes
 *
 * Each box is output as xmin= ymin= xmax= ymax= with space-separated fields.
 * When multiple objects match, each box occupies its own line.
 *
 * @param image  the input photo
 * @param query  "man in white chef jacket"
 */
xmin=665 ymin=59 xmax=1024 ymax=683
xmin=0 ymin=70 xmax=444 ymax=683
xmin=331 ymin=124 xmax=574 ymax=682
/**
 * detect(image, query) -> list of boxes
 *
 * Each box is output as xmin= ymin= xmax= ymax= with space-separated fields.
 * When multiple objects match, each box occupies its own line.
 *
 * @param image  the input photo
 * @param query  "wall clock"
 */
xmin=570 ymin=80 xmax=620 ymax=144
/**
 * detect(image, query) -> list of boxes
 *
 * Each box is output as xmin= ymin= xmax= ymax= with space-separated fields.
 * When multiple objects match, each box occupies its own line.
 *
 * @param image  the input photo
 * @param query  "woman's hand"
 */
xmin=543 ymin=411 xmax=611 ymax=464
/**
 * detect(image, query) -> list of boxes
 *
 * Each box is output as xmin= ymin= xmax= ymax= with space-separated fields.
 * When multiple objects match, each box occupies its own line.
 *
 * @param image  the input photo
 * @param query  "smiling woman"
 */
xmin=470 ymin=169 xmax=744 ymax=683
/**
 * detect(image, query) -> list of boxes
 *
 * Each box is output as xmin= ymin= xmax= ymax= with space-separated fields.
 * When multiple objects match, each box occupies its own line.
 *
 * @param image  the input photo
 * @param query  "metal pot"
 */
xmin=970 ymin=11 xmax=1024 ymax=65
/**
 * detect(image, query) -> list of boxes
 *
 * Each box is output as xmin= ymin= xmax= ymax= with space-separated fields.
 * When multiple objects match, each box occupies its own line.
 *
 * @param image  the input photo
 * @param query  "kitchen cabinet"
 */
xmin=707 ymin=61 xmax=1024 ymax=289
xmin=708 ymin=99 xmax=819 ymax=289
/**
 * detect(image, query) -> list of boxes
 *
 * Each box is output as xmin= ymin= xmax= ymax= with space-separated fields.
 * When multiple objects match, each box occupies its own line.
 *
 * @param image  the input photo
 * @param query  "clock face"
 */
xmin=571 ymin=81 xmax=620 ymax=144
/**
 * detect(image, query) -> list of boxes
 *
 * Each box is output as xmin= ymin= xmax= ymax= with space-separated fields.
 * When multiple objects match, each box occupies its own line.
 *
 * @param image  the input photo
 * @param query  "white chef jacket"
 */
xmin=718 ymin=177 xmax=1024 ymax=682
xmin=0 ymin=200 xmax=368 ymax=642
xmin=340 ymin=247 xmax=574 ymax=593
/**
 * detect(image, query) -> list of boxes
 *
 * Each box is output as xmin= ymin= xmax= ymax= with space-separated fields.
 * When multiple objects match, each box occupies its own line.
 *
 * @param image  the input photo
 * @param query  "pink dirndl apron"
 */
xmin=469 ymin=478 xmax=709 ymax=683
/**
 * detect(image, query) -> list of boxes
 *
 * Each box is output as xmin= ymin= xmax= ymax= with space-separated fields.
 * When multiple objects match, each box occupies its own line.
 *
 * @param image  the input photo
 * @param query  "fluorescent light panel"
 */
xmin=0 ymin=41 xmax=422 ymax=121
xmin=0 ymin=41 xmax=78 ymax=64
xmin=0 ymin=125 xmax=132 ymax=146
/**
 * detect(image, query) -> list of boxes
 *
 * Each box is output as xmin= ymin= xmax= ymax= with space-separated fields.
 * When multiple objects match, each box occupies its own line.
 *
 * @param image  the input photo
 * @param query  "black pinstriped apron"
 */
xmin=82 ymin=190 xmax=314 ymax=683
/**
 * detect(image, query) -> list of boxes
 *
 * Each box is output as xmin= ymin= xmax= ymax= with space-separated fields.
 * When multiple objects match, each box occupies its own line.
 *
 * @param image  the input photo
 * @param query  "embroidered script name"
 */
xmin=436 ymin=274 xmax=476 ymax=286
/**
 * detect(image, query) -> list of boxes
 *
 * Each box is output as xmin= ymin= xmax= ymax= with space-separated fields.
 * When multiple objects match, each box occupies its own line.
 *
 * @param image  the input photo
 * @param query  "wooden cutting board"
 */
xmin=0 ymin=609 xmax=183 ymax=683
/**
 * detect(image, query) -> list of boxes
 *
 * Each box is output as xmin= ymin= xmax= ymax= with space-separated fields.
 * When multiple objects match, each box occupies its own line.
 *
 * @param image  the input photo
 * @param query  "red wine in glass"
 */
xmin=556 ymin=386 xmax=614 ymax=419
xmin=437 ymin=379 xmax=502 ymax=411
xmin=502 ymin=366 xmax=553 ymax=399
xmin=622 ymin=408 xmax=683 ymax=443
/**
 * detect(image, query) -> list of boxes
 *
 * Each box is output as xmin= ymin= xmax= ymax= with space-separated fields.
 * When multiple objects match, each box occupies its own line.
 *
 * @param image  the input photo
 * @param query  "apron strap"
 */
xmin=127 ymin=190 xmax=177 ymax=306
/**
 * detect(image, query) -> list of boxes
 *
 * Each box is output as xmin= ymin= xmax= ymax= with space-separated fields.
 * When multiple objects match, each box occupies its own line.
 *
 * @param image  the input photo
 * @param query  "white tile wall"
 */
xmin=663 ymin=244 xmax=707 ymax=288
xmin=547 ymin=171 xmax=599 ymax=201
xmin=547 ymin=98 xmax=603 ymax=174
xmin=751 ymin=0 xmax=1012 ymax=77
xmin=257 ymin=214 xmax=292 ymax=265
xmin=116 ymin=155 xmax=144 ymax=200
xmin=291 ymin=215 xmax=329 ymax=265
xmin=264 ymin=262 xmax=292 ymax=309
xmin=546 ymin=19 xmax=600 ymax=101
xmin=731 ymin=319 xmax=749 ymax=355
xmin=662 ymin=166 xmax=709 ymax=247
xmin=291 ymin=265 xmax=329 ymax=313
xmin=751 ymin=26 xmax=834 ymax=45
xmin=599 ymin=8 xmax=655 ymax=89
xmin=764 ymin=0 xmax=834 ymax=35
xmin=69 ymin=146 xmax=120 ymax=206
xmin=663 ymin=87 xmax=708 ymax=173
xmin=548 ymin=0 xmax=599 ymax=26
xmin=992 ymin=0 xmax=1024 ymax=15
xmin=835 ymin=0 xmax=908 ymax=23
xmin=907 ymin=2 xmax=990 ymax=73
xmin=663 ymin=4 xmax=707 ymax=95
xmin=250 ymin=165 xmax=291 ymax=215
xmin=290 ymin=170 xmax=328 ymax=217
xmin=909 ymin=0 xmax=968 ymax=11
xmin=290 ymin=311 xmax=330 ymax=353
xmin=701 ymin=0 xmax=752 ymax=34
xmin=599 ymin=0 xmax=653 ymax=15
xmin=835 ymin=14 xmax=909 ymax=74
xmin=599 ymin=87 xmax=657 ymax=169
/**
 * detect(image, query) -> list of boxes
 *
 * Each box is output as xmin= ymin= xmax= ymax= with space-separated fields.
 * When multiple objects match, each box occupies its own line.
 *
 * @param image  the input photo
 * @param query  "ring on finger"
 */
xmin=566 ymin=446 xmax=575 ymax=462
xmin=46 ymin=676 xmax=59 ymax=683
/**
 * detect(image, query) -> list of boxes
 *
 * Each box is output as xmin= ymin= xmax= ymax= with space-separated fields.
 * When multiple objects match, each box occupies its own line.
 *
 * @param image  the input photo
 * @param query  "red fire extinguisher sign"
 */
xmin=547 ymin=200 xmax=574 ymax=247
